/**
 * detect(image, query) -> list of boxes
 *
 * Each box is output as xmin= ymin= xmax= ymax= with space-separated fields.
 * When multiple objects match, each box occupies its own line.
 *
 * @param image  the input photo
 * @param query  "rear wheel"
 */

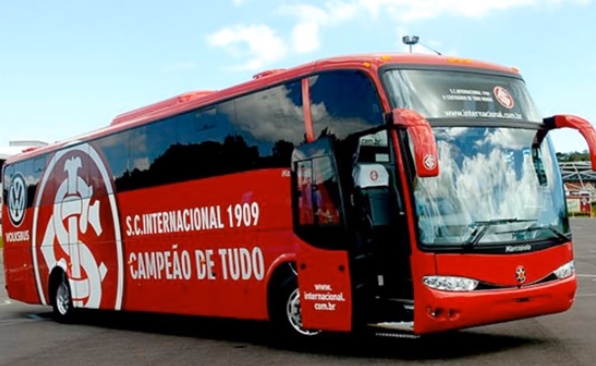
xmin=51 ymin=272 xmax=75 ymax=323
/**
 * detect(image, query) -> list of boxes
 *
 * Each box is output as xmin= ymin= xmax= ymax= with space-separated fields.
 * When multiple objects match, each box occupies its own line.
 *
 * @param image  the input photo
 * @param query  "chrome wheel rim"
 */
xmin=286 ymin=288 xmax=320 ymax=336
xmin=56 ymin=282 xmax=70 ymax=316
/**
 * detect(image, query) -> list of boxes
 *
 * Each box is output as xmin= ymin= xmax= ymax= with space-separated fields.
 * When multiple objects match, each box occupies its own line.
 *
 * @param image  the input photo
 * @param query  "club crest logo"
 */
xmin=494 ymin=86 xmax=515 ymax=109
xmin=8 ymin=172 xmax=27 ymax=227
xmin=515 ymin=265 xmax=526 ymax=284
xmin=31 ymin=143 xmax=124 ymax=310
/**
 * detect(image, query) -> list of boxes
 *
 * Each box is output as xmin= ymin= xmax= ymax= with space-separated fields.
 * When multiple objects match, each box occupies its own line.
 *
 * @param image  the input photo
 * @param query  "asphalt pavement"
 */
xmin=1 ymin=218 xmax=595 ymax=366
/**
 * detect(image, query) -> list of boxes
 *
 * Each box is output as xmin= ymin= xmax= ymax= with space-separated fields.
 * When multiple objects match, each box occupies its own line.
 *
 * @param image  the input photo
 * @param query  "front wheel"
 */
xmin=271 ymin=277 xmax=321 ymax=340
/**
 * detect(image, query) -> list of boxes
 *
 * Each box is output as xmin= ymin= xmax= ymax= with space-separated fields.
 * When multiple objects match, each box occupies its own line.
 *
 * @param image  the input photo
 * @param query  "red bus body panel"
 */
xmin=119 ymin=168 xmax=293 ymax=318
xmin=3 ymin=163 xmax=297 ymax=321
xmin=413 ymin=244 xmax=576 ymax=334
xmin=297 ymin=245 xmax=352 ymax=332
xmin=2 ymin=222 xmax=38 ymax=304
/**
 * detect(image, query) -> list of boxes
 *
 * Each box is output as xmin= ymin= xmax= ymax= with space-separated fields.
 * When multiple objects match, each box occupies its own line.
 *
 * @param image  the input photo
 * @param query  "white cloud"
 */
xmin=279 ymin=0 xmax=570 ymax=55
xmin=338 ymin=0 xmax=591 ymax=22
xmin=278 ymin=2 xmax=359 ymax=54
xmin=292 ymin=22 xmax=321 ymax=53
xmin=208 ymin=0 xmax=591 ymax=70
xmin=206 ymin=24 xmax=288 ymax=71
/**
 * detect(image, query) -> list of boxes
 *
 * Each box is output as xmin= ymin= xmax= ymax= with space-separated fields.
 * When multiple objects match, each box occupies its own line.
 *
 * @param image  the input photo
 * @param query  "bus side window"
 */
xmin=296 ymin=160 xmax=314 ymax=225
xmin=95 ymin=131 xmax=131 ymax=192
xmin=295 ymin=156 xmax=343 ymax=227
xmin=3 ymin=164 xmax=14 ymax=206
xmin=312 ymin=156 xmax=342 ymax=225
xmin=308 ymin=70 xmax=384 ymax=140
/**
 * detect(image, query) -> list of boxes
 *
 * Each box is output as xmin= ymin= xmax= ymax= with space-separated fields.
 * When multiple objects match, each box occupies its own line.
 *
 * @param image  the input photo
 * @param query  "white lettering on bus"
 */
xmin=217 ymin=247 xmax=264 ymax=281
xmin=124 ymin=202 xmax=261 ymax=237
xmin=5 ymin=230 xmax=30 ymax=243
xmin=125 ymin=206 xmax=224 ymax=237
xmin=302 ymin=283 xmax=346 ymax=312
xmin=128 ymin=246 xmax=265 ymax=282
xmin=226 ymin=202 xmax=260 ymax=228
xmin=129 ymin=247 xmax=192 ymax=281
xmin=505 ymin=244 xmax=533 ymax=253
xmin=194 ymin=249 xmax=217 ymax=280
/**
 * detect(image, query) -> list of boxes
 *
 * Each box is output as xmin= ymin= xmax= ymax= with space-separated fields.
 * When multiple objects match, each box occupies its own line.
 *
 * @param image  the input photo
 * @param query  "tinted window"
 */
xmin=125 ymin=118 xmax=178 ymax=189
xmin=176 ymin=105 xmax=235 ymax=180
xmin=95 ymin=131 xmax=130 ymax=191
xmin=292 ymin=136 xmax=348 ymax=249
xmin=224 ymin=80 xmax=304 ymax=170
xmin=165 ymin=81 xmax=304 ymax=182
xmin=2 ymin=155 xmax=47 ymax=210
xmin=3 ymin=163 xmax=14 ymax=208
xmin=30 ymin=156 xmax=46 ymax=206
xmin=384 ymin=69 xmax=542 ymax=122
xmin=309 ymin=71 xmax=384 ymax=140
xmin=37 ymin=81 xmax=306 ymax=194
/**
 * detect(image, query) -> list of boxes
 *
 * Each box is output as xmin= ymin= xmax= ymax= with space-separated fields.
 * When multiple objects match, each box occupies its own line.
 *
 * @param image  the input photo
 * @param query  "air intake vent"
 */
xmin=252 ymin=68 xmax=286 ymax=79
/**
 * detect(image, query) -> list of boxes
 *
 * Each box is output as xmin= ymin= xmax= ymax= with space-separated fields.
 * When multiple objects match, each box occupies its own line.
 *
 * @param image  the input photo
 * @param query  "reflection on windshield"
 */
xmin=413 ymin=127 xmax=568 ymax=246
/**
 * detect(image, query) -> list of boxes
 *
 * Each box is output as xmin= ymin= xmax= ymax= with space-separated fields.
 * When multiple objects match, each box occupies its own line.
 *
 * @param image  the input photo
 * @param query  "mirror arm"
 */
xmin=392 ymin=108 xmax=439 ymax=178
xmin=543 ymin=115 xmax=596 ymax=171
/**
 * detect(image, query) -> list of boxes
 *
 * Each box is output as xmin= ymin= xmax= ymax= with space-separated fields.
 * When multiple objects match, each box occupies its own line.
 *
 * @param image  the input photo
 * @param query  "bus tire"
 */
xmin=50 ymin=270 xmax=75 ymax=323
xmin=270 ymin=275 xmax=321 ymax=341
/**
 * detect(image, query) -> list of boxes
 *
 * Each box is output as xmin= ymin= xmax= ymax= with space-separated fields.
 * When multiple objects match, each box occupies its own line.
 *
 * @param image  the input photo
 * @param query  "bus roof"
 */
xmin=4 ymin=52 xmax=521 ymax=165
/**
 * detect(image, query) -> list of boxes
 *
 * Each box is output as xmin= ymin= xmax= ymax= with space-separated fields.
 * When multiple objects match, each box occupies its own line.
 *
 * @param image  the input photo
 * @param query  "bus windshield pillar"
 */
xmin=390 ymin=108 xmax=439 ymax=178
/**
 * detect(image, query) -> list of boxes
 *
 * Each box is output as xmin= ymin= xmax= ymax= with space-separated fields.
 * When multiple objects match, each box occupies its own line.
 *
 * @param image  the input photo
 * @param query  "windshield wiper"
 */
xmin=495 ymin=223 xmax=570 ymax=242
xmin=462 ymin=218 xmax=537 ymax=249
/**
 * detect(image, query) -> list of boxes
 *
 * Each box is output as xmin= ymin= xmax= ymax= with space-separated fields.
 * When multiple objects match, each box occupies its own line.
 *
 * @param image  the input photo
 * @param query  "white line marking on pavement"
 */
xmin=0 ymin=300 xmax=11 ymax=307
xmin=577 ymin=294 xmax=596 ymax=297
xmin=577 ymin=274 xmax=596 ymax=278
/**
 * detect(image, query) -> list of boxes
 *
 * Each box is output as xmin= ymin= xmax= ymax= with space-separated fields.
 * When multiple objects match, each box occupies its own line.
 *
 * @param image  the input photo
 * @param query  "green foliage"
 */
xmin=556 ymin=150 xmax=590 ymax=162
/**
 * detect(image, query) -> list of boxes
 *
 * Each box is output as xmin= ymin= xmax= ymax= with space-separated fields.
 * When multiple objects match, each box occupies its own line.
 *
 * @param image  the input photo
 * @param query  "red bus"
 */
xmin=2 ymin=53 xmax=596 ymax=339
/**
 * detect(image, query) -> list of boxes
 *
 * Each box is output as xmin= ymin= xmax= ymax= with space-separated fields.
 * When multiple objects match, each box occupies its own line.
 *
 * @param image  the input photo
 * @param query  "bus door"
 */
xmin=350 ymin=131 xmax=413 ymax=303
xmin=290 ymin=136 xmax=353 ymax=332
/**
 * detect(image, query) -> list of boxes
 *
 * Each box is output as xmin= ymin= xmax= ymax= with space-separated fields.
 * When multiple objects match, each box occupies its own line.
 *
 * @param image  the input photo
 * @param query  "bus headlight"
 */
xmin=423 ymin=276 xmax=479 ymax=292
xmin=553 ymin=261 xmax=575 ymax=279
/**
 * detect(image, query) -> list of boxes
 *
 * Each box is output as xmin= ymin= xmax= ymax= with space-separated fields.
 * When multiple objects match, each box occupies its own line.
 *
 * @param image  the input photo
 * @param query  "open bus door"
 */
xmin=389 ymin=109 xmax=441 ymax=334
xmin=290 ymin=136 xmax=353 ymax=332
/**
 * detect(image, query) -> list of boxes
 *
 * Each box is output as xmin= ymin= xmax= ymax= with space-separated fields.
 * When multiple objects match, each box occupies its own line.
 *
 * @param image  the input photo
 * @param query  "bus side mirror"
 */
xmin=391 ymin=108 xmax=439 ymax=178
xmin=543 ymin=114 xmax=596 ymax=170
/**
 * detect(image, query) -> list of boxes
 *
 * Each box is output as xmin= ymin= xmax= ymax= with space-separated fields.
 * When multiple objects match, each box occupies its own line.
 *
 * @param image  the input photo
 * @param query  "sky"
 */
xmin=1 ymin=0 xmax=595 ymax=154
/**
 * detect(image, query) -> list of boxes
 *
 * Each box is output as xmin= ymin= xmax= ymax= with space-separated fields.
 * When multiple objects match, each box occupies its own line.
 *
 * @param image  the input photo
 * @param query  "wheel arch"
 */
xmin=47 ymin=260 xmax=69 ymax=306
xmin=265 ymin=254 xmax=297 ymax=320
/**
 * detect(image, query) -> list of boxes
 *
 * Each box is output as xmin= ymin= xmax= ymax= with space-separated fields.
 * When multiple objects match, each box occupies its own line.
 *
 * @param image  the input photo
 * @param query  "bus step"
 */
xmin=374 ymin=331 xmax=419 ymax=340
xmin=368 ymin=321 xmax=414 ymax=332
xmin=386 ymin=298 xmax=414 ymax=311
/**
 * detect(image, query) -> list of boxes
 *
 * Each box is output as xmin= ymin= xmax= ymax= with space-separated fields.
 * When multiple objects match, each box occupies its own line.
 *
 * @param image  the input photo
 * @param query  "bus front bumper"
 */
xmin=414 ymin=275 xmax=577 ymax=334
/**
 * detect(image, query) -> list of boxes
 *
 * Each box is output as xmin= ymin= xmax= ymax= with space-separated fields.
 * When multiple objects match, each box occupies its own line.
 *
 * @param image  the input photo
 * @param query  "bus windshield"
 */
xmin=383 ymin=68 xmax=569 ymax=247
xmin=384 ymin=68 xmax=543 ymax=122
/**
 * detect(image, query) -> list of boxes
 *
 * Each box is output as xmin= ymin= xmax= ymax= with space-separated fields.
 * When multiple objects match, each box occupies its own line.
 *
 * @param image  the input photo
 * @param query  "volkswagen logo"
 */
xmin=8 ymin=172 xmax=27 ymax=227
xmin=515 ymin=265 xmax=526 ymax=284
